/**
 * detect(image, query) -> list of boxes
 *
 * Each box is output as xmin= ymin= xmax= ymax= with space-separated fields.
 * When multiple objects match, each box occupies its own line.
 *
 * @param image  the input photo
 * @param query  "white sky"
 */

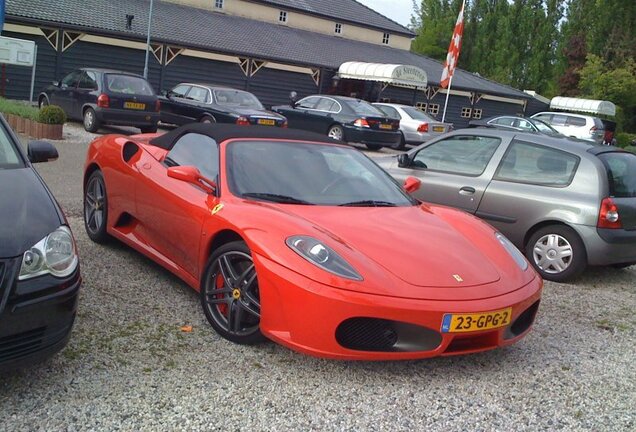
xmin=356 ymin=0 xmax=416 ymax=28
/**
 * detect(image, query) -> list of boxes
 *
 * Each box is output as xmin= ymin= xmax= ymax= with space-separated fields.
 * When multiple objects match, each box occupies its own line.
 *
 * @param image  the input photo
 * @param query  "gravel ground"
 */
xmin=1 ymin=122 xmax=634 ymax=431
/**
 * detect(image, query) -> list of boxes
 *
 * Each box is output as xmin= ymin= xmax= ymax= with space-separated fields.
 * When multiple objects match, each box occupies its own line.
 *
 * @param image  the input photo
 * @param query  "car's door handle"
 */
xmin=459 ymin=186 xmax=476 ymax=195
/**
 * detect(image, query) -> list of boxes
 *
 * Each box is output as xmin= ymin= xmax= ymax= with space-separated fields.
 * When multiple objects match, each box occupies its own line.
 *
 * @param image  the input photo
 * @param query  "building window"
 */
xmin=461 ymin=107 xmax=473 ymax=118
xmin=382 ymin=33 xmax=390 ymax=45
xmin=335 ymin=23 xmax=342 ymax=34
xmin=428 ymin=104 xmax=440 ymax=116
xmin=472 ymin=109 xmax=482 ymax=119
xmin=279 ymin=11 xmax=287 ymax=22
xmin=416 ymin=102 xmax=428 ymax=112
xmin=214 ymin=0 xmax=223 ymax=9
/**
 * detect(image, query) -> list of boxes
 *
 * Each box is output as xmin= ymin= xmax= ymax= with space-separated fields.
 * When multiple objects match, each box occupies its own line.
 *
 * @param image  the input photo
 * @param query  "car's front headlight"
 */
xmin=495 ymin=232 xmax=528 ymax=271
xmin=286 ymin=235 xmax=362 ymax=281
xmin=19 ymin=226 xmax=79 ymax=280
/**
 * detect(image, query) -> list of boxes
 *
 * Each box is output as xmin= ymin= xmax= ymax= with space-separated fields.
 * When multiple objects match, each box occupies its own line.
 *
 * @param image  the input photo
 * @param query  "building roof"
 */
xmin=6 ymin=0 xmax=530 ymax=99
xmin=250 ymin=0 xmax=414 ymax=36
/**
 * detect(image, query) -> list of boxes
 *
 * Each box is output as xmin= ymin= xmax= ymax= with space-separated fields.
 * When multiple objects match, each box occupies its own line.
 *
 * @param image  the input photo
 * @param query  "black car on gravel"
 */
xmin=0 ymin=115 xmax=81 ymax=372
xmin=159 ymin=83 xmax=287 ymax=127
xmin=38 ymin=68 xmax=160 ymax=133
xmin=272 ymin=93 xmax=401 ymax=150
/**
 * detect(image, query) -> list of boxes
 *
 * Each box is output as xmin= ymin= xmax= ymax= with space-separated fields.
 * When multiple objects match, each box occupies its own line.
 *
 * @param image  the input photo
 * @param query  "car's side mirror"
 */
xmin=27 ymin=140 xmax=59 ymax=163
xmin=397 ymin=153 xmax=411 ymax=167
xmin=52 ymin=80 xmax=61 ymax=87
xmin=289 ymin=91 xmax=298 ymax=108
xmin=403 ymin=176 xmax=421 ymax=193
xmin=167 ymin=165 xmax=216 ymax=194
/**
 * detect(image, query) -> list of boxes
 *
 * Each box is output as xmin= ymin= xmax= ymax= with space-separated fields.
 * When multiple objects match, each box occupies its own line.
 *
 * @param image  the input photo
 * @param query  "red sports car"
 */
xmin=83 ymin=124 xmax=542 ymax=360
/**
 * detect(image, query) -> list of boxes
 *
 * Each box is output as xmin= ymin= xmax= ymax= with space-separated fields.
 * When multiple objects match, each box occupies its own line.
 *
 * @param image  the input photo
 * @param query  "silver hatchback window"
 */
xmin=412 ymin=135 xmax=501 ymax=176
xmin=495 ymin=141 xmax=579 ymax=186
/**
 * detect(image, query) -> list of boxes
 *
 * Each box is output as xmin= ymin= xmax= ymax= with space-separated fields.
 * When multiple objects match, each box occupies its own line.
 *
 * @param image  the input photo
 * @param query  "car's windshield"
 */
xmin=105 ymin=74 xmax=155 ymax=95
xmin=598 ymin=152 xmax=636 ymax=197
xmin=227 ymin=140 xmax=416 ymax=206
xmin=347 ymin=100 xmax=386 ymax=116
xmin=532 ymin=119 xmax=560 ymax=134
xmin=0 ymin=123 xmax=24 ymax=169
xmin=402 ymin=106 xmax=434 ymax=121
xmin=213 ymin=89 xmax=263 ymax=109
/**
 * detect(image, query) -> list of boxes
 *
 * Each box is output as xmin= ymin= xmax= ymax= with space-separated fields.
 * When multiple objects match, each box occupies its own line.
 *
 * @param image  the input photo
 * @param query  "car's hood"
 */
xmin=288 ymin=204 xmax=501 ymax=288
xmin=0 ymin=168 xmax=61 ymax=258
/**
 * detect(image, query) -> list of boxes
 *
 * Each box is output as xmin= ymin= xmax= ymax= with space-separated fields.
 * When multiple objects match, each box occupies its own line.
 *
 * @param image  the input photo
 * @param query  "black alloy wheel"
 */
xmin=84 ymin=170 xmax=109 ymax=243
xmin=201 ymin=241 xmax=264 ymax=345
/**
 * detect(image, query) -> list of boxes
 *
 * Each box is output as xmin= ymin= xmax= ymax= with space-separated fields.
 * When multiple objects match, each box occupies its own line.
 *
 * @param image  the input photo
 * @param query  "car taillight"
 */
xmin=236 ymin=116 xmax=250 ymax=126
xmin=597 ymin=197 xmax=622 ymax=229
xmin=97 ymin=93 xmax=110 ymax=108
xmin=281 ymin=119 xmax=288 ymax=128
xmin=155 ymin=99 xmax=161 ymax=112
xmin=354 ymin=118 xmax=369 ymax=128
xmin=417 ymin=122 xmax=429 ymax=133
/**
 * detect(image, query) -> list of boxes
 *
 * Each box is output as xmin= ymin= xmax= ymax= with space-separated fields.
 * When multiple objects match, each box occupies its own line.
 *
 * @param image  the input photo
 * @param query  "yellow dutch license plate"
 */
xmin=433 ymin=126 xmax=444 ymax=132
xmin=257 ymin=119 xmax=276 ymax=126
xmin=124 ymin=102 xmax=145 ymax=110
xmin=379 ymin=123 xmax=393 ymax=130
xmin=441 ymin=307 xmax=512 ymax=333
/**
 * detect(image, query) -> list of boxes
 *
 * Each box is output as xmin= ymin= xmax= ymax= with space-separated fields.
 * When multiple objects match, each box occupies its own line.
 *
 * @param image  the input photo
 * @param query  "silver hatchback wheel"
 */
xmin=532 ymin=233 xmax=573 ymax=274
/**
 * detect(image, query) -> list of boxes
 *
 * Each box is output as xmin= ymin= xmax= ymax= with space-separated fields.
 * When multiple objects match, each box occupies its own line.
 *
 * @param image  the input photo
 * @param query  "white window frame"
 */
xmin=472 ymin=108 xmax=482 ymax=119
xmin=382 ymin=33 xmax=390 ymax=45
xmin=461 ymin=107 xmax=472 ymax=118
xmin=214 ymin=0 xmax=224 ymax=9
xmin=279 ymin=11 xmax=288 ymax=23
xmin=335 ymin=23 xmax=342 ymax=34
xmin=428 ymin=104 xmax=440 ymax=116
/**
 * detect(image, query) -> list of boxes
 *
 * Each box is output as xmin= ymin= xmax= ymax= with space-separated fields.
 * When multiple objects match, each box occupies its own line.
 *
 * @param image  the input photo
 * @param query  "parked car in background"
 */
xmin=377 ymin=129 xmax=636 ymax=282
xmin=0 ymin=115 xmax=80 ymax=371
xmin=82 ymin=123 xmax=542 ymax=359
xmin=530 ymin=112 xmax=604 ymax=143
xmin=373 ymin=102 xmax=452 ymax=149
xmin=38 ymin=68 xmax=159 ymax=133
xmin=470 ymin=116 xmax=562 ymax=137
xmin=272 ymin=93 xmax=401 ymax=150
xmin=159 ymin=83 xmax=287 ymax=127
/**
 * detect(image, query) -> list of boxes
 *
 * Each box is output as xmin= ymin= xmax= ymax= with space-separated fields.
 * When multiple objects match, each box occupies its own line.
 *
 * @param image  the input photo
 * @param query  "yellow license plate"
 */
xmin=433 ymin=126 xmax=444 ymax=132
xmin=379 ymin=123 xmax=393 ymax=130
xmin=257 ymin=119 xmax=276 ymax=126
xmin=124 ymin=102 xmax=145 ymax=110
xmin=441 ymin=308 xmax=512 ymax=333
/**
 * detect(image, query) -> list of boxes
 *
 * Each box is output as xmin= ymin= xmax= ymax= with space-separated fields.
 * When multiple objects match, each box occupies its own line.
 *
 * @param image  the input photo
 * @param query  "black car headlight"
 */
xmin=286 ymin=235 xmax=362 ymax=281
xmin=495 ymin=232 xmax=528 ymax=271
xmin=19 ymin=226 xmax=79 ymax=280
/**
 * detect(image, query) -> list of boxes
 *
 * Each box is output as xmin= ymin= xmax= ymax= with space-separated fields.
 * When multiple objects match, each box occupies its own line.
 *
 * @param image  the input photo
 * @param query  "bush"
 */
xmin=0 ymin=97 xmax=39 ymax=120
xmin=623 ymin=145 xmax=636 ymax=154
xmin=615 ymin=132 xmax=636 ymax=148
xmin=38 ymin=105 xmax=67 ymax=124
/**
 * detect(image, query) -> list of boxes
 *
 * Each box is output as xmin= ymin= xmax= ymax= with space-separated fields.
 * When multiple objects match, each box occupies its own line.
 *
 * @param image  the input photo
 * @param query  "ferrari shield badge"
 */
xmin=453 ymin=274 xmax=463 ymax=282
xmin=211 ymin=203 xmax=224 ymax=215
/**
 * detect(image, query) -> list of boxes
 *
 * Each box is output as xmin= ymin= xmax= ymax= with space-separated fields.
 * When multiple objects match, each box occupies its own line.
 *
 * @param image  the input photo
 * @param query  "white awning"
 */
xmin=550 ymin=96 xmax=616 ymax=116
xmin=337 ymin=62 xmax=427 ymax=88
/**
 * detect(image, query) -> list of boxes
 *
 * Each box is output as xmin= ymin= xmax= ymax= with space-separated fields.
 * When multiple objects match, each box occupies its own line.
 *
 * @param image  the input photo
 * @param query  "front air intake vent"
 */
xmin=336 ymin=317 xmax=442 ymax=352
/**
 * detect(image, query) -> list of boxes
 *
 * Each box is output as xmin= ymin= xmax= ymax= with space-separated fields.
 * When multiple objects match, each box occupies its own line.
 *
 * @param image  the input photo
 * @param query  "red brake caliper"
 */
xmin=215 ymin=273 xmax=228 ymax=316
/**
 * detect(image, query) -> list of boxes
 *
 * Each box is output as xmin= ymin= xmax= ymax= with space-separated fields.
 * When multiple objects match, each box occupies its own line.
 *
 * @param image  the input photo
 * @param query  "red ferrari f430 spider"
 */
xmin=83 ymin=124 xmax=542 ymax=360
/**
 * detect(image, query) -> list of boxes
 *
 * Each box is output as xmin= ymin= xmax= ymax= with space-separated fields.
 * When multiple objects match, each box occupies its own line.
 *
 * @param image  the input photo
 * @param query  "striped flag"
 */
xmin=440 ymin=0 xmax=466 ymax=89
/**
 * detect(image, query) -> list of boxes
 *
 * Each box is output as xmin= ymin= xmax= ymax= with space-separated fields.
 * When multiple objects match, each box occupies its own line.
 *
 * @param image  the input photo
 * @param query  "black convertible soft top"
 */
xmin=149 ymin=123 xmax=343 ymax=150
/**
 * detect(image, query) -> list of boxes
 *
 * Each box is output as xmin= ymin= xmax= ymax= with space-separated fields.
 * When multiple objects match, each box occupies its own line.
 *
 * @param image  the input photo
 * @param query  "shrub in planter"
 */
xmin=38 ymin=105 xmax=67 ymax=125
xmin=32 ymin=105 xmax=66 ymax=140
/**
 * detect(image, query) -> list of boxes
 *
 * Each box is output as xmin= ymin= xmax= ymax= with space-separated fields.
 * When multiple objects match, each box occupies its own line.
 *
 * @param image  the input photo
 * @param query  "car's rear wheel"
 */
xmin=84 ymin=170 xmax=109 ymax=243
xmin=327 ymin=124 xmax=344 ymax=141
xmin=393 ymin=132 xmax=407 ymax=150
xmin=38 ymin=96 xmax=49 ymax=109
xmin=83 ymin=108 xmax=100 ymax=133
xmin=365 ymin=144 xmax=383 ymax=151
xmin=525 ymin=225 xmax=587 ymax=282
xmin=200 ymin=115 xmax=216 ymax=124
xmin=140 ymin=125 xmax=158 ymax=133
xmin=201 ymin=241 xmax=264 ymax=345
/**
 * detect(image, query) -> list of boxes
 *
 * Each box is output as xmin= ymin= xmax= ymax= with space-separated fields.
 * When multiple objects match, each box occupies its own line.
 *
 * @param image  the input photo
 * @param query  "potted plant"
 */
xmin=32 ymin=105 xmax=66 ymax=140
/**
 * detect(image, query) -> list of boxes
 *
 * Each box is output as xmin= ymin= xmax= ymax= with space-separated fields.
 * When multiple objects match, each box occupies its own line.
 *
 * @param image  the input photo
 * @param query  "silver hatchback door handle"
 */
xmin=459 ymin=186 xmax=476 ymax=195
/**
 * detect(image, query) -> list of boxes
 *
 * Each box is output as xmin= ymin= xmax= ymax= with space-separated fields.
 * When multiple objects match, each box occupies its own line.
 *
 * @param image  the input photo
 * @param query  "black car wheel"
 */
xmin=365 ymin=144 xmax=383 ymax=151
xmin=327 ymin=124 xmax=344 ymax=141
xmin=525 ymin=225 xmax=587 ymax=282
xmin=201 ymin=241 xmax=264 ymax=345
xmin=83 ymin=108 xmax=100 ymax=133
xmin=200 ymin=115 xmax=216 ymax=124
xmin=84 ymin=170 xmax=109 ymax=243
xmin=140 ymin=125 xmax=158 ymax=133
xmin=38 ymin=96 xmax=49 ymax=109
xmin=393 ymin=132 xmax=407 ymax=150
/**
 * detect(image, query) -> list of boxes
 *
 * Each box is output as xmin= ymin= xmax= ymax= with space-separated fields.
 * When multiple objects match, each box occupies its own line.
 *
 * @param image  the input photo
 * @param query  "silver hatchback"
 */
xmin=378 ymin=129 xmax=636 ymax=281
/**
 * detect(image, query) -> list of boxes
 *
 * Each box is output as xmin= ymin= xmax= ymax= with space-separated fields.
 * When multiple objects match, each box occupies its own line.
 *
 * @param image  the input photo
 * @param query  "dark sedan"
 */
xmin=0 ymin=115 xmax=80 ymax=371
xmin=272 ymin=94 xmax=401 ymax=150
xmin=38 ymin=68 xmax=159 ymax=133
xmin=159 ymin=83 xmax=287 ymax=127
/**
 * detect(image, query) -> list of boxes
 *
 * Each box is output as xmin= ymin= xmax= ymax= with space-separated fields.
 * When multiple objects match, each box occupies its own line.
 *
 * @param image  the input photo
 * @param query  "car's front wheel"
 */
xmin=200 ymin=241 xmax=264 ymax=345
xmin=525 ymin=225 xmax=587 ymax=282
xmin=83 ymin=108 xmax=100 ymax=133
xmin=38 ymin=96 xmax=49 ymax=109
xmin=84 ymin=170 xmax=109 ymax=243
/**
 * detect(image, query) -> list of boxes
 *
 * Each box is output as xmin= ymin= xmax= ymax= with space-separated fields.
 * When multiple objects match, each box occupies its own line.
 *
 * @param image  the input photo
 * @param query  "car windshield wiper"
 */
xmin=338 ymin=200 xmax=397 ymax=207
xmin=242 ymin=192 xmax=314 ymax=205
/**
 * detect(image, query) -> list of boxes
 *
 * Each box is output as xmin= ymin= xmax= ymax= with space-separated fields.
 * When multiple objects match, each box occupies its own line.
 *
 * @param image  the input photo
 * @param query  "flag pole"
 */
xmin=441 ymin=74 xmax=453 ymax=123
